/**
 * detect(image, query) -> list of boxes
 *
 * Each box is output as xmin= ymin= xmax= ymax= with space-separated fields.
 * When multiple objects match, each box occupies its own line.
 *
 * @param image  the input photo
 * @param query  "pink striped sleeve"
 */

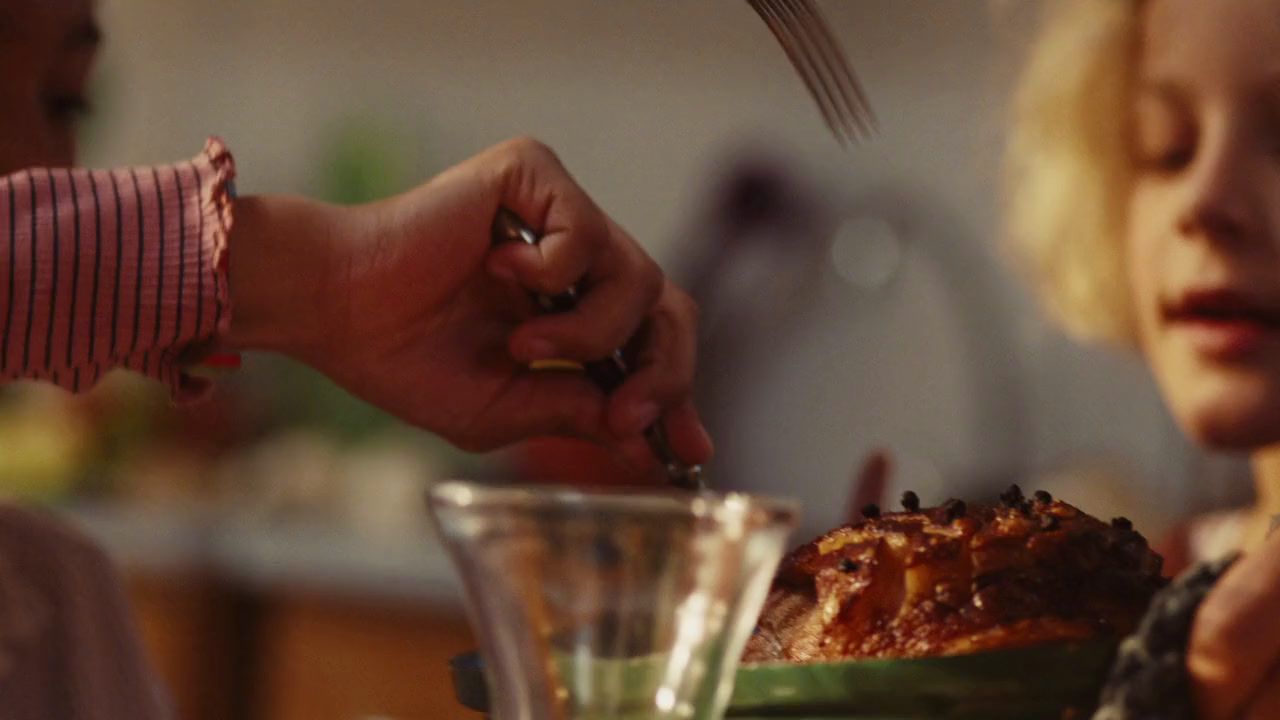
xmin=0 ymin=138 xmax=235 ymax=398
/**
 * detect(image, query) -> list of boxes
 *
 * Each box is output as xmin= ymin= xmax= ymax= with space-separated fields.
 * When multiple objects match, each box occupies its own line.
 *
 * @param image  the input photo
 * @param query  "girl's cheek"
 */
xmin=1125 ymin=192 xmax=1169 ymax=349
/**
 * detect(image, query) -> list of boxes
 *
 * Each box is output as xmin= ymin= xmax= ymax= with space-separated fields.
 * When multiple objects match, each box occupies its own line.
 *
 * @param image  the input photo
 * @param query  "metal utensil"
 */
xmin=748 ymin=0 xmax=876 ymax=145
xmin=492 ymin=208 xmax=706 ymax=491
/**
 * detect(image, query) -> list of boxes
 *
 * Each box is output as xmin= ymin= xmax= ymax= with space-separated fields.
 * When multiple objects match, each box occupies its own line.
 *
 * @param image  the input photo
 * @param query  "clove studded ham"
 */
xmin=743 ymin=486 xmax=1166 ymax=663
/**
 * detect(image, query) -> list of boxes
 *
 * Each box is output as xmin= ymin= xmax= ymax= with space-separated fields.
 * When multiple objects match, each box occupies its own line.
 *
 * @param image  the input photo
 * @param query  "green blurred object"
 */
xmin=251 ymin=357 xmax=395 ymax=442
xmin=316 ymin=117 xmax=419 ymax=205
xmin=450 ymin=639 xmax=1118 ymax=719
xmin=0 ymin=384 xmax=98 ymax=501
xmin=727 ymin=640 xmax=1116 ymax=718
xmin=255 ymin=117 xmax=422 ymax=442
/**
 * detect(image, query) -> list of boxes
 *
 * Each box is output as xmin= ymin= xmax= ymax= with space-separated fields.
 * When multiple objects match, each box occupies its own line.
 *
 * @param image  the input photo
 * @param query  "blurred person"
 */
xmin=0 ymin=1 xmax=709 ymax=717
xmin=1007 ymin=0 xmax=1280 ymax=716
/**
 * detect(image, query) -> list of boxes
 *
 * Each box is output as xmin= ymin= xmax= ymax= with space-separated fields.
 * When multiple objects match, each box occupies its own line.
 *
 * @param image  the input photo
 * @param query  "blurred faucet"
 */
xmin=678 ymin=152 xmax=837 ymax=351
xmin=671 ymin=151 xmax=839 ymax=473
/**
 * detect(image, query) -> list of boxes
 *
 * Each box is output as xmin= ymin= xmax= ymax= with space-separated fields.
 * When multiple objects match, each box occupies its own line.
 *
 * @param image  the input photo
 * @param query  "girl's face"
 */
xmin=0 ymin=0 xmax=97 ymax=173
xmin=1126 ymin=0 xmax=1280 ymax=449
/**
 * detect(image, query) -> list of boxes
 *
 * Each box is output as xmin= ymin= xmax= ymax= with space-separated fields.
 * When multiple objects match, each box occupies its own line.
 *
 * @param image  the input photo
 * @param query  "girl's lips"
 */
xmin=1163 ymin=289 xmax=1280 ymax=360
xmin=1170 ymin=316 xmax=1274 ymax=359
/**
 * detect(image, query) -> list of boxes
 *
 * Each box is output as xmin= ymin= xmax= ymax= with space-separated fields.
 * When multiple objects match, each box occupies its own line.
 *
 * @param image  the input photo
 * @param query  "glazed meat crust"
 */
xmin=743 ymin=488 xmax=1166 ymax=663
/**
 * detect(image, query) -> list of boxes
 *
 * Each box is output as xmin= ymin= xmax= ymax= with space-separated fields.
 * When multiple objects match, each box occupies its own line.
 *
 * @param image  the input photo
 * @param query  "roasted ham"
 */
xmin=743 ymin=486 xmax=1166 ymax=663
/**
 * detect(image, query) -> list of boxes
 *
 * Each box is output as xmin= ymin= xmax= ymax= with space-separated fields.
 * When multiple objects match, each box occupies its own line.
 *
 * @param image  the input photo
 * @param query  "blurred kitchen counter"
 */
xmin=59 ymin=503 xmax=476 ymax=720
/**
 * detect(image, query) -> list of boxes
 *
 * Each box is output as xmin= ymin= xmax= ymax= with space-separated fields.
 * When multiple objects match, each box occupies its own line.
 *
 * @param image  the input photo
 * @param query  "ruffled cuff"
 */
xmin=168 ymin=137 xmax=236 ymax=401
xmin=111 ymin=137 xmax=237 ymax=400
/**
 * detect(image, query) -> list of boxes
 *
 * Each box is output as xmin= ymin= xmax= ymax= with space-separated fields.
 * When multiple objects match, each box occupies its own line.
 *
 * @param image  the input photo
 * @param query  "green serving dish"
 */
xmin=449 ymin=638 xmax=1117 ymax=719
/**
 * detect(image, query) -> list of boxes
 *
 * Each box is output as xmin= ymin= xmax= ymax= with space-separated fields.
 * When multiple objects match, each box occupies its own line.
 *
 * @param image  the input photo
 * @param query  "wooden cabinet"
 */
xmin=254 ymin=593 xmax=475 ymax=720
xmin=127 ymin=572 xmax=240 ymax=720
xmin=126 ymin=572 xmax=476 ymax=720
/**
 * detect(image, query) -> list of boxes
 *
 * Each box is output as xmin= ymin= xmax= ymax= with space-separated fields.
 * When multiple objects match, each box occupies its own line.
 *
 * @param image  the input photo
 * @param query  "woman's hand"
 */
xmin=1189 ymin=527 xmax=1280 ymax=719
xmin=226 ymin=137 xmax=711 ymax=468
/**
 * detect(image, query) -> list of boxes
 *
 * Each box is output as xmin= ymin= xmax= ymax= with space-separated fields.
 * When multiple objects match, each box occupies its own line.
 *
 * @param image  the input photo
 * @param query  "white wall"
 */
xmin=85 ymin=0 xmax=1252 ymax=537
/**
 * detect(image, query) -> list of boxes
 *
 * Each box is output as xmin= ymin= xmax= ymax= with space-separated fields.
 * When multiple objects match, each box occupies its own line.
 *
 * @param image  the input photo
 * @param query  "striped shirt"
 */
xmin=0 ymin=138 xmax=235 ymax=399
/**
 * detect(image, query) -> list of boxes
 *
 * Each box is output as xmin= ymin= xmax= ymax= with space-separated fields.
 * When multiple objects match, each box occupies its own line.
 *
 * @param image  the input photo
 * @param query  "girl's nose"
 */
xmin=1176 ymin=129 xmax=1259 ymax=247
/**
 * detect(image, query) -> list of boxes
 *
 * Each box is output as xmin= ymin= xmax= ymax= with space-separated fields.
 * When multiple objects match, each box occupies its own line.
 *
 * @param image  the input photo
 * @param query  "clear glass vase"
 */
xmin=427 ymin=481 xmax=798 ymax=720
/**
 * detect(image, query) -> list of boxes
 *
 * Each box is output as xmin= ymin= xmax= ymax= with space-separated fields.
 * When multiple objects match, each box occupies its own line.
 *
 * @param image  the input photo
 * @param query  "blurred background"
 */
xmin=0 ymin=0 xmax=1256 ymax=718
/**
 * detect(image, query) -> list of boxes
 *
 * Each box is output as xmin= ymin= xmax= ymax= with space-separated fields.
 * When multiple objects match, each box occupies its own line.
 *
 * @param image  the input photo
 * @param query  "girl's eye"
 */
xmin=1135 ymin=137 xmax=1196 ymax=173
xmin=1130 ymin=91 xmax=1196 ymax=174
xmin=44 ymin=94 xmax=91 ymax=126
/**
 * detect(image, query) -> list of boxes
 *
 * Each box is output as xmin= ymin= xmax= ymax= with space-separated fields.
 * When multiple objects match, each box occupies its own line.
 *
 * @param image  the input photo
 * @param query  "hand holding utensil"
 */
xmin=492 ymin=208 xmax=707 ymax=491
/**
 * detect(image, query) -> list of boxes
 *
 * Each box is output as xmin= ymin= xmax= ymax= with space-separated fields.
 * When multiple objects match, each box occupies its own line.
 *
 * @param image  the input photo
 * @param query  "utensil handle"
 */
xmin=490 ymin=207 xmax=705 ymax=490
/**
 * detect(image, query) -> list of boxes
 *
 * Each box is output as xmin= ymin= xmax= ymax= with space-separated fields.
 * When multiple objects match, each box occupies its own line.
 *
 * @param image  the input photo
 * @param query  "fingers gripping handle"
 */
xmin=491 ymin=207 xmax=705 ymax=490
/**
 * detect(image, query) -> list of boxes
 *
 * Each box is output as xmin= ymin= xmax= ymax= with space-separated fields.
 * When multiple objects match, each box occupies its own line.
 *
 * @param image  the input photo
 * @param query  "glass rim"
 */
xmin=426 ymin=479 xmax=800 ymax=525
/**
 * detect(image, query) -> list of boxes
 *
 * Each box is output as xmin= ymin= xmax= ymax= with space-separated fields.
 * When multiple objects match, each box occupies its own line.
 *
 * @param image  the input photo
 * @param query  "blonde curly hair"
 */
xmin=1004 ymin=0 xmax=1144 ymax=345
